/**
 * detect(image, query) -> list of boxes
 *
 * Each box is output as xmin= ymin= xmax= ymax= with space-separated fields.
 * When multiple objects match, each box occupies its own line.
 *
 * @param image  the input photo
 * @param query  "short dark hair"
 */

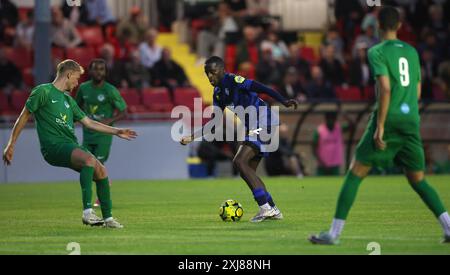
xmin=378 ymin=6 xmax=400 ymax=31
xmin=205 ymin=56 xmax=224 ymax=68
xmin=89 ymin=58 xmax=107 ymax=71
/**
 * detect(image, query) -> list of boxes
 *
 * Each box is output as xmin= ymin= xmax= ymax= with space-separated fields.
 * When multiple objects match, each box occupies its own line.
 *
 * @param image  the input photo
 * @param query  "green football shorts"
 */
xmin=83 ymin=142 xmax=112 ymax=164
xmin=42 ymin=143 xmax=91 ymax=169
xmin=355 ymin=121 xmax=425 ymax=172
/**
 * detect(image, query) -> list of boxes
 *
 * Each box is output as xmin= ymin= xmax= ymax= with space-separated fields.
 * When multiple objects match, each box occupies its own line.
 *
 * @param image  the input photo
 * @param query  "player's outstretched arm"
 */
xmin=79 ymin=117 xmax=137 ymax=141
xmin=180 ymin=112 xmax=224 ymax=145
xmin=250 ymin=81 xmax=298 ymax=109
xmin=374 ymin=76 xmax=391 ymax=151
xmin=3 ymin=107 xmax=31 ymax=165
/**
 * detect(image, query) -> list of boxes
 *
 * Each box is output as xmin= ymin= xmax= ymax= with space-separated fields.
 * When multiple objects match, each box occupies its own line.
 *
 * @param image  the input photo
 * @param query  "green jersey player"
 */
xmin=309 ymin=6 xmax=450 ymax=244
xmin=2 ymin=59 xmax=137 ymax=228
xmin=76 ymin=59 xmax=127 ymax=207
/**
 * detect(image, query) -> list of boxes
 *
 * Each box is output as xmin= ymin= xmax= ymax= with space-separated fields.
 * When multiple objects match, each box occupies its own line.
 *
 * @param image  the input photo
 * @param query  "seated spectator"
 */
xmin=15 ymin=9 xmax=34 ymax=50
xmin=0 ymin=48 xmax=22 ymax=98
xmin=110 ymin=27 xmax=134 ymax=62
xmin=139 ymin=28 xmax=162 ymax=70
xmin=153 ymin=48 xmax=190 ymax=90
xmin=99 ymin=43 xmax=124 ymax=88
xmin=0 ymin=0 xmax=19 ymax=45
xmin=352 ymin=25 xmax=379 ymax=58
xmin=196 ymin=1 xmax=238 ymax=63
xmin=321 ymin=26 xmax=345 ymax=64
xmin=279 ymin=66 xmax=307 ymax=102
xmin=84 ymin=0 xmax=116 ymax=27
xmin=51 ymin=7 xmax=83 ymax=48
xmin=260 ymin=31 xmax=290 ymax=63
xmin=123 ymin=50 xmax=151 ymax=89
xmin=304 ymin=65 xmax=335 ymax=100
xmin=361 ymin=6 xmax=381 ymax=38
xmin=116 ymin=6 xmax=149 ymax=45
xmin=319 ymin=44 xmax=345 ymax=86
xmin=397 ymin=6 xmax=417 ymax=46
xmin=236 ymin=25 xmax=261 ymax=70
xmin=421 ymin=48 xmax=438 ymax=100
xmin=255 ymin=45 xmax=283 ymax=87
xmin=348 ymin=42 xmax=373 ymax=88
xmin=312 ymin=112 xmax=348 ymax=176
xmin=283 ymin=43 xmax=311 ymax=86
xmin=424 ymin=4 xmax=448 ymax=47
xmin=265 ymin=123 xmax=304 ymax=178
xmin=61 ymin=0 xmax=89 ymax=25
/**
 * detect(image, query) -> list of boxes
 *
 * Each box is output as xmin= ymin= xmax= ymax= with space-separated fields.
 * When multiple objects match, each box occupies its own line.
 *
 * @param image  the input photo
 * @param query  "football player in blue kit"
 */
xmin=181 ymin=56 xmax=298 ymax=222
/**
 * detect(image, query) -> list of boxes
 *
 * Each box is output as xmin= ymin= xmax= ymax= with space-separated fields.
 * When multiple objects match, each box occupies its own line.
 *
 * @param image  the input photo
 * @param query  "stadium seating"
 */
xmin=299 ymin=46 xmax=317 ymax=64
xmin=3 ymin=47 xmax=33 ymax=69
xmin=22 ymin=67 xmax=34 ymax=87
xmin=78 ymin=26 xmax=104 ymax=47
xmin=142 ymin=88 xmax=174 ymax=113
xmin=335 ymin=86 xmax=362 ymax=101
xmin=174 ymin=87 xmax=202 ymax=110
xmin=0 ymin=91 xmax=9 ymax=112
xmin=120 ymin=88 xmax=147 ymax=114
xmin=225 ymin=44 xmax=236 ymax=72
xmin=363 ymin=86 xmax=375 ymax=101
xmin=51 ymin=47 xmax=66 ymax=61
xmin=11 ymin=90 xmax=29 ymax=112
xmin=66 ymin=47 xmax=97 ymax=69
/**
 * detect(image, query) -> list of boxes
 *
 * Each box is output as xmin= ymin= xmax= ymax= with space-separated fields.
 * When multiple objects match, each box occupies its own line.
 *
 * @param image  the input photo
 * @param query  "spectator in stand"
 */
xmin=0 ymin=48 xmax=22 ymax=98
xmin=236 ymin=24 xmax=261 ymax=71
xmin=397 ymin=6 xmax=417 ymax=46
xmin=352 ymin=25 xmax=379 ymax=58
xmin=265 ymin=123 xmax=304 ymax=178
xmin=51 ymin=6 xmax=83 ymax=48
xmin=255 ymin=44 xmax=284 ymax=88
xmin=334 ymin=0 xmax=363 ymax=47
xmin=319 ymin=44 xmax=345 ymax=86
xmin=418 ymin=32 xmax=444 ymax=64
xmin=84 ymin=0 xmax=116 ymax=27
xmin=361 ymin=6 xmax=381 ymax=38
xmin=123 ymin=50 xmax=151 ymax=89
xmin=196 ymin=1 xmax=238 ymax=63
xmin=61 ymin=0 xmax=89 ymax=25
xmin=420 ymin=47 xmax=438 ymax=100
xmin=110 ymin=28 xmax=134 ymax=62
xmin=279 ymin=66 xmax=307 ymax=103
xmin=15 ymin=9 xmax=34 ymax=51
xmin=305 ymin=65 xmax=335 ymax=100
xmin=116 ymin=6 xmax=149 ymax=45
xmin=283 ymin=43 xmax=311 ymax=86
xmin=260 ymin=31 xmax=290 ymax=63
xmin=424 ymin=4 xmax=448 ymax=47
xmin=348 ymin=42 xmax=373 ymax=89
xmin=153 ymin=47 xmax=190 ymax=98
xmin=139 ymin=28 xmax=162 ymax=71
xmin=0 ymin=0 xmax=18 ymax=45
xmin=321 ymin=26 xmax=345 ymax=64
xmin=98 ymin=43 xmax=124 ymax=88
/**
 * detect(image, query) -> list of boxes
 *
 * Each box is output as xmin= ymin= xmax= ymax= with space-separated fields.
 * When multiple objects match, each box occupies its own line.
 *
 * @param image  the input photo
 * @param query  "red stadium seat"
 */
xmin=120 ymin=88 xmax=147 ymax=113
xmin=363 ymin=86 xmax=375 ymax=101
xmin=66 ymin=47 xmax=96 ymax=69
xmin=174 ymin=87 xmax=202 ymax=110
xmin=3 ymin=47 xmax=33 ymax=69
xmin=78 ymin=26 xmax=104 ymax=47
xmin=225 ymin=44 xmax=236 ymax=72
xmin=142 ymin=87 xmax=174 ymax=113
xmin=335 ymin=86 xmax=362 ymax=101
xmin=11 ymin=90 xmax=30 ymax=112
xmin=51 ymin=47 xmax=66 ymax=61
xmin=299 ymin=46 xmax=317 ymax=64
xmin=0 ymin=91 xmax=9 ymax=112
xmin=22 ymin=67 xmax=34 ymax=87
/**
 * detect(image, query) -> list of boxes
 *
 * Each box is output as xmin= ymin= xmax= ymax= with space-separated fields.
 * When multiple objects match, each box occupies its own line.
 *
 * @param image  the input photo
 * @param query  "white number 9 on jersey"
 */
xmin=399 ymin=57 xmax=410 ymax=87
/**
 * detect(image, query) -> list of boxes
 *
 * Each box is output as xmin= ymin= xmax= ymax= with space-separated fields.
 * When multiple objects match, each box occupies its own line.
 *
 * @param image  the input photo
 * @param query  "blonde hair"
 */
xmin=56 ymin=59 xmax=84 ymax=77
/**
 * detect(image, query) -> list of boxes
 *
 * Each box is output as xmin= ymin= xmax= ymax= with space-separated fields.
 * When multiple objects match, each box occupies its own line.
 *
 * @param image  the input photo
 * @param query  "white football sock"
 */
xmin=104 ymin=217 xmax=113 ymax=222
xmin=329 ymin=218 xmax=345 ymax=239
xmin=438 ymin=212 xmax=450 ymax=236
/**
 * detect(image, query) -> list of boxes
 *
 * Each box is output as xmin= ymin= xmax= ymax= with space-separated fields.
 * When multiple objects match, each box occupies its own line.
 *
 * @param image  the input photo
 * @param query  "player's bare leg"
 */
xmin=405 ymin=170 xmax=450 ymax=243
xmin=309 ymin=159 xmax=371 ymax=244
xmin=70 ymin=148 xmax=104 ymax=226
xmin=233 ymin=144 xmax=276 ymax=222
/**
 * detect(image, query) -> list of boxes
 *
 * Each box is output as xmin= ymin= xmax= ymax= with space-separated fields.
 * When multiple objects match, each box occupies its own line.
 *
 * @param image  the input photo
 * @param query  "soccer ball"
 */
xmin=219 ymin=199 xmax=244 ymax=222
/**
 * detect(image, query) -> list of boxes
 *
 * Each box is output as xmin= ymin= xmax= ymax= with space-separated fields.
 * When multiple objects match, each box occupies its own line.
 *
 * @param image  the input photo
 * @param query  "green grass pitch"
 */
xmin=0 ymin=176 xmax=449 ymax=255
